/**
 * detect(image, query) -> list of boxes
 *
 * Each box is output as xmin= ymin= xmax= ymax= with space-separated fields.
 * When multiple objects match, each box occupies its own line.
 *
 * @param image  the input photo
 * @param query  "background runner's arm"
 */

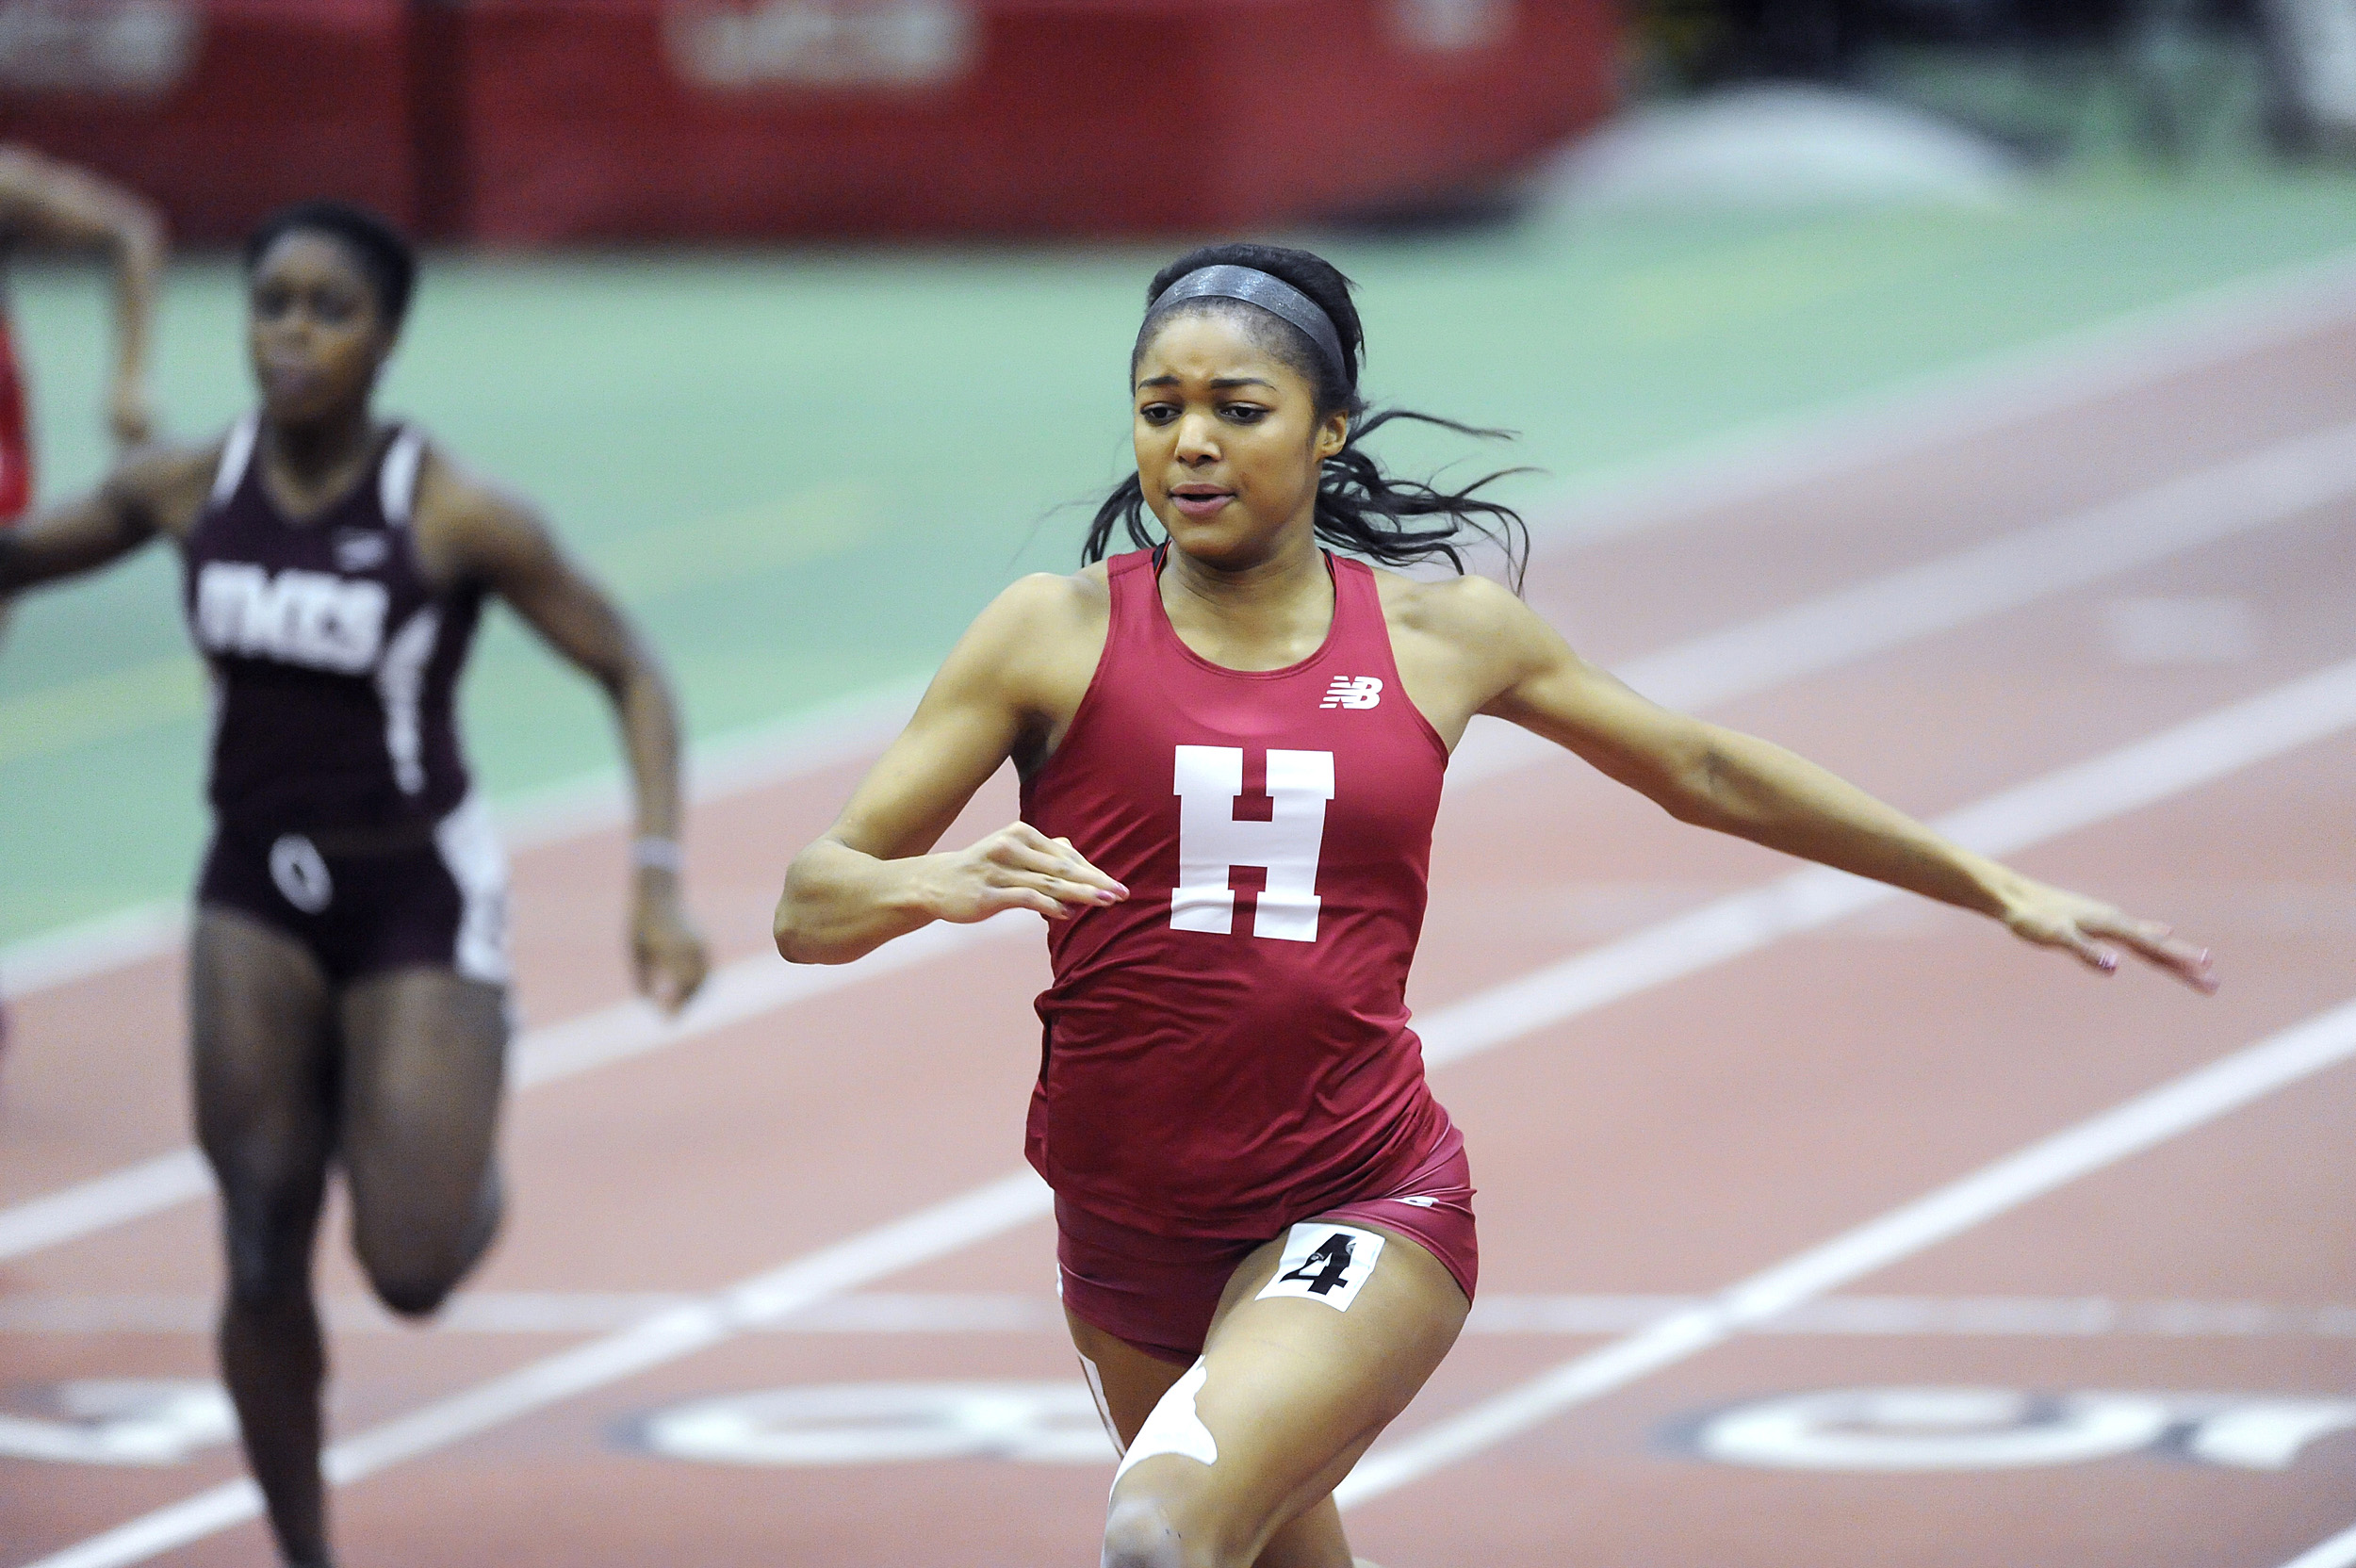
xmin=431 ymin=474 xmax=710 ymax=1010
xmin=776 ymin=575 xmax=1124 ymax=965
xmin=0 ymin=462 xmax=168 ymax=596
xmin=1459 ymin=579 xmax=2212 ymax=989
xmin=0 ymin=145 xmax=166 ymax=449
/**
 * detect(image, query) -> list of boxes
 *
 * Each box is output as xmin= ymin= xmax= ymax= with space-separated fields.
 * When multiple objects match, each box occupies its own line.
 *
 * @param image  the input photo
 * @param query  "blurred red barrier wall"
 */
xmin=454 ymin=0 xmax=1619 ymax=241
xmin=0 ymin=0 xmax=1616 ymax=243
xmin=0 ymin=0 xmax=418 ymax=242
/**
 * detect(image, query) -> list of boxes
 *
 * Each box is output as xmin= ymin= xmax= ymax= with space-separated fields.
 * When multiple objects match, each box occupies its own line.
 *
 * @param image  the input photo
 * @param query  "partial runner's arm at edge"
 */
xmin=776 ymin=574 xmax=1126 ymax=966
xmin=1452 ymin=578 xmax=2215 ymax=991
xmin=0 ymin=444 xmax=203 ymax=597
xmin=0 ymin=145 xmax=167 ymax=449
xmin=420 ymin=455 xmax=711 ymax=1010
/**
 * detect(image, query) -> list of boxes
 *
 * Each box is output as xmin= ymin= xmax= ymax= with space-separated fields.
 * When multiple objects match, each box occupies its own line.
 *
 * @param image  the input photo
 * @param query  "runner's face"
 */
xmin=1133 ymin=311 xmax=1348 ymax=568
xmin=247 ymin=234 xmax=392 ymax=426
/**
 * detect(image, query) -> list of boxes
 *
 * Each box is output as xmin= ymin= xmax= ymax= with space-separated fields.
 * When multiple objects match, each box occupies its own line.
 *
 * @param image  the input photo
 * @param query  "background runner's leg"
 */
xmin=190 ymin=907 xmax=338 ymax=1568
xmin=1095 ymin=1224 xmax=1467 ymax=1568
xmin=336 ymin=968 xmax=508 ymax=1316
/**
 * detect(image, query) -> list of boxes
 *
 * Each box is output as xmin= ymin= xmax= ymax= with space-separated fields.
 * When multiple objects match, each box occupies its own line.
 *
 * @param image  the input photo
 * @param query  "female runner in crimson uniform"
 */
xmin=0 ymin=202 xmax=709 ymax=1568
xmin=774 ymin=241 xmax=2217 ymax=1568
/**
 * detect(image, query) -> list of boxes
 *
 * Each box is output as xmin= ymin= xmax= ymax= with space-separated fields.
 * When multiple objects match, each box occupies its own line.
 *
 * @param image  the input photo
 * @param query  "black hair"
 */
xmin=243 ymin=200 xmax=417 ymax=330
xmin=1084 ymin=241 xmax=1530 ymax=589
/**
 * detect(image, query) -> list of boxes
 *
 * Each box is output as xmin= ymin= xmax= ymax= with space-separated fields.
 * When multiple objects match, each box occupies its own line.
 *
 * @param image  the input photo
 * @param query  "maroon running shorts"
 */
xmin=1055 ymin=1127 xmax=1479 ymax=1365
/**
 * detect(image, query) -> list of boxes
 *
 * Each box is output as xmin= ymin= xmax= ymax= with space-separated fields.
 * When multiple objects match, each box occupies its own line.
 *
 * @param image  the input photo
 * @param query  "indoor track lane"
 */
xmin=4 ymin=281 xmax=2354 ymax=1566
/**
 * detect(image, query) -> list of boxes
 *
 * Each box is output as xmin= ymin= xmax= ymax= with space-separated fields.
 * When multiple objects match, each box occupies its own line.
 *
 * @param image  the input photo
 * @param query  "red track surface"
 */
xmin=3 ymin=299 xmax=2354 ymax=1566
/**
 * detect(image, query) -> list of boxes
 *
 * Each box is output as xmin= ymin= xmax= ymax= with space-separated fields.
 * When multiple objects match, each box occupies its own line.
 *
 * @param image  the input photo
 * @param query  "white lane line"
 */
xmin=0 ymin=1152 xmax=210 ymax=1268
xmin=1449 ymin=415 xmax=2356 ymax=786
xmin=10 ymin=418 xmax=2353 ymax=1270
xmin=507 ymin=911 xmax=1030 ymax=1090
xmin=11 ymin=242 xmax=2356 ymax=995
xmin=8 ymin=1290 xmax=2350 ymax=1339
xmin=2282 ymin=1523 xmax=2356 ymax=1568
xmin=1466 ymin=1293 xmax=2356 ymax=1340
xmin=1545 ymin=244 xmax=2356 ymax=550
xmin=0 ymin=915 xmax=1029 ymax=1266
xmin=31 ymin=658 xmax=2356 ymax=1568
xmin=1425 ymin=654 xmax=2356 ymax=1068
xmin=1337 ymin=998 xmax=2356 ymax=1508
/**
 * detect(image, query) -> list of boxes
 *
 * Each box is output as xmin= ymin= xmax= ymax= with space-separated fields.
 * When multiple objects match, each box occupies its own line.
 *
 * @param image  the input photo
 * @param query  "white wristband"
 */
xmin=631 ymin=837 xmax=684 ymax=874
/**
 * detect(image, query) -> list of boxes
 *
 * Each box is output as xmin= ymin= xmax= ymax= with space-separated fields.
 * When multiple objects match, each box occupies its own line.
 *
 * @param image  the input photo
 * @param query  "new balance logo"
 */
xmin=1320 ymin=675 xmax=1383 ymax=710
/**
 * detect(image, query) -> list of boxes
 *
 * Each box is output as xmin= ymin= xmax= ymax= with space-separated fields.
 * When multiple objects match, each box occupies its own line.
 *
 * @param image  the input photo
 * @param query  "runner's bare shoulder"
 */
xmin=106 ymin=439 xmax=227 ymax=544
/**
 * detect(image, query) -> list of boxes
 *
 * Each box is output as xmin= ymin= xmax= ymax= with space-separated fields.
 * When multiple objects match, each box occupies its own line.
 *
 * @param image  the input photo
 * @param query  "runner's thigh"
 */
xmin=1069 ymin=1308 xmax=1192 ymax=1442
xmin=1113 ymin=1221 xmax=1467 ymax=1564
xmin=189 ymin=907 xmax=335 ymax=1228
xmin=335 ymin=967 xmax=508 ymax=1289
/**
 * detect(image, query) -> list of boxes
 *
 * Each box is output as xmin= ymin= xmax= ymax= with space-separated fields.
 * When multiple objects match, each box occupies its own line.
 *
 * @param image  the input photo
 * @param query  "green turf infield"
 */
xmin=6 ymin=171 xmax=2356 ymax=948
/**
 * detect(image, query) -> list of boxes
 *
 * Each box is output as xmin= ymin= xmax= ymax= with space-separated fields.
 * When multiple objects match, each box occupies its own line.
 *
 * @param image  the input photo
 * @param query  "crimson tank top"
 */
xmin=1021 ymin=547 xmax=1455 ymax=1237
xmin=181 ymin=416 xmax=483 ymax=839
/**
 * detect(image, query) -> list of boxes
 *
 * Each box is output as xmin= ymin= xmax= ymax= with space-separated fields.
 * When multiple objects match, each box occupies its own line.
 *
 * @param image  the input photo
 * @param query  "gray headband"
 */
xmin=1141 ymin=265 xmax=1350 ymax=385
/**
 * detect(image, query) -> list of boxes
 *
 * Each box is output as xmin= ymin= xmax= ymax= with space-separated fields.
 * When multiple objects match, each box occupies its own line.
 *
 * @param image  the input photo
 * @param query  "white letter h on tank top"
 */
xmin=1170 ymin=745 xmax=1334 ymax=941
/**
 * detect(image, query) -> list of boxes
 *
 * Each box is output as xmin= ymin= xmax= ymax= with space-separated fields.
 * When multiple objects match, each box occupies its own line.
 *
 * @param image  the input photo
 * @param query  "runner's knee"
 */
xmin=353 ymin=1222 xmax=479 ymax=1318
xmin=353 ymin=1171 xmax=499 ymax=1319
xmin=210 ymin=1161 xmax=326 ymax=1308
xmin=220 ymin=1211 xmax=312 ymax=1308
xmin=366 ymin=1266 xmax=460 ymax=1320
xmin=1104 ymin=1478 xmax=1252 ymax=1568
xmin=1102 ymin=1494 xmax=1197 ymax=1568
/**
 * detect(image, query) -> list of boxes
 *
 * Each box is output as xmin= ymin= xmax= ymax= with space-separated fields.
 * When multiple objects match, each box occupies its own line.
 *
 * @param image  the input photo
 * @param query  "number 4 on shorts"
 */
xmin=1255 ymin=1223 xmax=1386 ymax=1312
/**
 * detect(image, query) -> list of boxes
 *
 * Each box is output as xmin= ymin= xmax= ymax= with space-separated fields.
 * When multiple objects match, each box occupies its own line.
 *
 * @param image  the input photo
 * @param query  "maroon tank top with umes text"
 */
xmin=1021 ymin=547 xmax=1456 ymax=1237
xmin=180 ymin=416 xmax=484 ymax=840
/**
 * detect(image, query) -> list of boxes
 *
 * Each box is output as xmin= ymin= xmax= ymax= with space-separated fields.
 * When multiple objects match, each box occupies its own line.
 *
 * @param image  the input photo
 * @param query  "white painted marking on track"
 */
xmin=1334 ymin=994 xmax=2356 ymax=1508
xmin=31 ymin=660 xmax=2356 ymax=1567
xmin=2282 ymin=1520 xmax=2356 ymax=1568
xmin=11 ymin=241 xmax=2356 ymax=992
xmin=1685 ymin=1387 xmax=2356 ymax=1473
xmin=635 ymin=1382 xmax=1114 ymax=1467
xmin=0 ymin=1380 xmax=237 ymax=1467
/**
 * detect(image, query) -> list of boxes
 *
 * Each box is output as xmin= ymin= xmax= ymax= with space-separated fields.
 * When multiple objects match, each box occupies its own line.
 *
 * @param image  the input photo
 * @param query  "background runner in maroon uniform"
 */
xmin=0 ymin=201 xmax=709 ymax=1568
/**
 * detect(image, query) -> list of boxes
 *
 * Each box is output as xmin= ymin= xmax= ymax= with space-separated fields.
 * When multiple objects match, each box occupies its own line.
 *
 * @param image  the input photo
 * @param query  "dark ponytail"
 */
xmin=1084 ymin=241 xmax=1530 ymax=590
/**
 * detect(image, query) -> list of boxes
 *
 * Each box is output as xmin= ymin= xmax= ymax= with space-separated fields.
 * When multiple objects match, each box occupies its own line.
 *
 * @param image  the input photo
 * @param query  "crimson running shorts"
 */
xmin=1055 ymin=1124 xmax=1479 ymax=1365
